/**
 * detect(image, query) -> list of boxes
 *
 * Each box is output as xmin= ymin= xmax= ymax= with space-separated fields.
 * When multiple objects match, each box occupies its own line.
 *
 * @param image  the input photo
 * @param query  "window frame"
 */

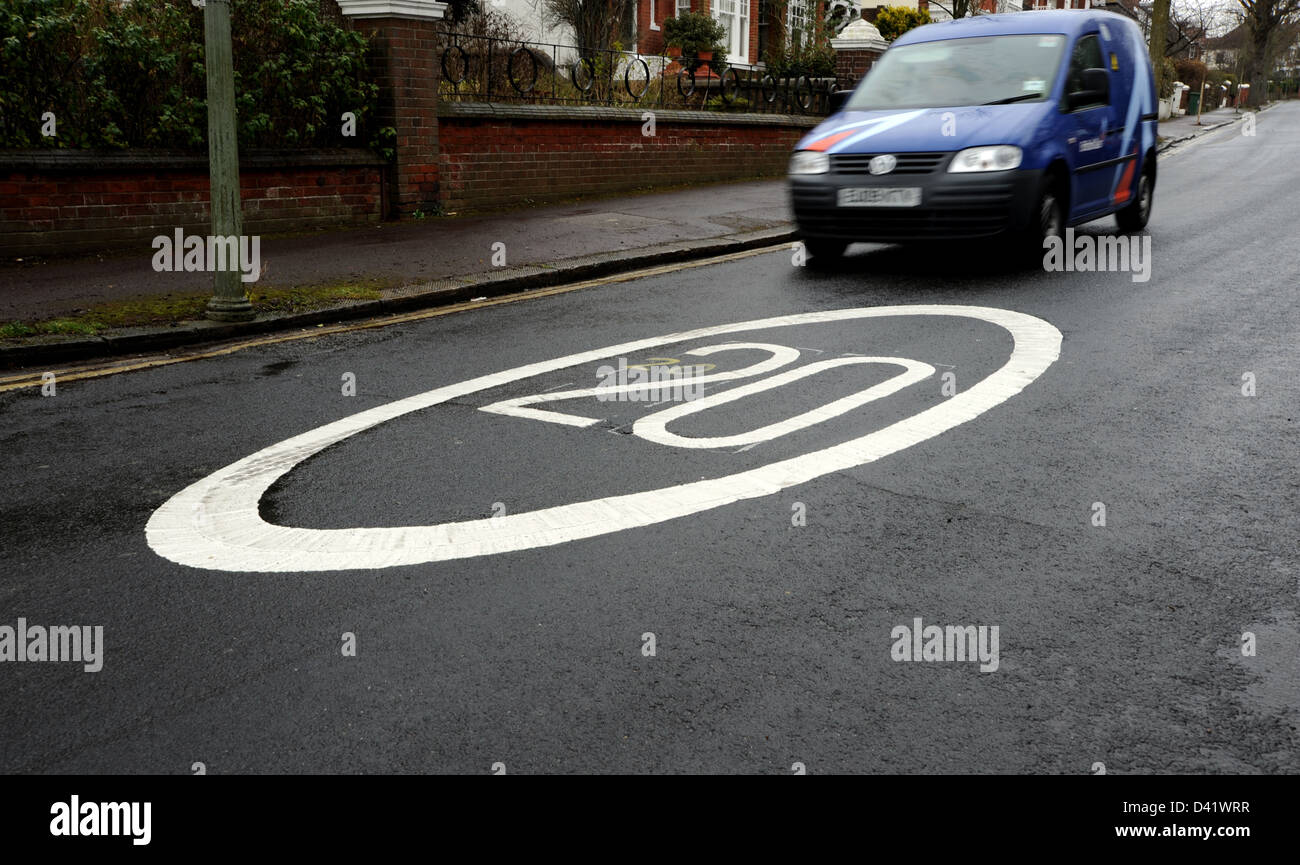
xmin=1062 ymin=32 xmax=1109 ymax=112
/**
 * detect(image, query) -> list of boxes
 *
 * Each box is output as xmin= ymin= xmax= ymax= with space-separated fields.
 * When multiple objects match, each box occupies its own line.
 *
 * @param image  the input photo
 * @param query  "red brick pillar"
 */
xmin=831 ymin=17 xmax=888 ymax=90
xmin=338 ymin=0 xmax=446 ymax=217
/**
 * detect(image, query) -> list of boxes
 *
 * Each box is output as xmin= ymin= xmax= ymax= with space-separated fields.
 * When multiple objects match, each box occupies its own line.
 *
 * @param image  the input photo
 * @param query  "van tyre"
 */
xmin=1116 ymin=166 xmax=1153 ymax=232
xmin=1025 ymin=176 xmax=1065 ymax=263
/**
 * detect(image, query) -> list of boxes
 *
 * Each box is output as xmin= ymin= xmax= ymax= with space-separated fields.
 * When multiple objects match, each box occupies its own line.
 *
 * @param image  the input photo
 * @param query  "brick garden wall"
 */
xmin=1 ymin=105 xmax=818 ymax=256
xmin=0 ymin=3 xmax=828 ymax=258
xmin=0 ymin=150 xmax=384 ymax=257
xmin=437 ymin=103 xmax=818 ymax=213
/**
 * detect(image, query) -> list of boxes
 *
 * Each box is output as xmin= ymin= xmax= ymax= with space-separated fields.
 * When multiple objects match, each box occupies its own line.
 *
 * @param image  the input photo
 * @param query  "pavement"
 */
xmin=2 ymin=102 xmax=1297 ymax=774
xmin=0 ymin=180 xmax=797 ymax=365
xmin=1157 ymin=105 xmax=1244 ymax=149
xmin=0 ymin=103 xmax=1264 ymax=368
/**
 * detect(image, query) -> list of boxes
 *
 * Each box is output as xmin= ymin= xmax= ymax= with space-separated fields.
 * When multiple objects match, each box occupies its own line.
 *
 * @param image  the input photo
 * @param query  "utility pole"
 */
xmin=1235 ymin=56 xmax=1243 ymax=112
xmin=202 ymin=0 xmax=254 ymax=322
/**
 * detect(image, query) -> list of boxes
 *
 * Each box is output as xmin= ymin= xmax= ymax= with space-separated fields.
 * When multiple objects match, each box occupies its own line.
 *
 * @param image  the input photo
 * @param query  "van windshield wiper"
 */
xmin=982 ymin=94 xmax=1042 ymax=105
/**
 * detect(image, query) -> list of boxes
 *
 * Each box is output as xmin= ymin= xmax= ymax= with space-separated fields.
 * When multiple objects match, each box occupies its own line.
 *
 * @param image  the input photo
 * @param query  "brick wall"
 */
xmin=436 ymin=104 xmax=817 ymax=213
xmin=0 ymin=150 xmax=384 ymax=257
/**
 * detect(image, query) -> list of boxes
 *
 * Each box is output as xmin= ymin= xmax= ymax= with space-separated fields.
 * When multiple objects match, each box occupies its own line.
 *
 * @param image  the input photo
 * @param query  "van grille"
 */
xmin=831 ymin=152 xmax=949 ymax=175
xmin=791 ymin=181 xmax=1016 ymax=241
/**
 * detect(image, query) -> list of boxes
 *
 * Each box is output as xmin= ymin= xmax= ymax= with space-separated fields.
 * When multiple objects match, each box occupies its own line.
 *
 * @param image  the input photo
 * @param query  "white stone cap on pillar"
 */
xmin=336 ymin=0 xmax=448 ymax=19
xmin=831 ymin=18 xmax=889 ymax=51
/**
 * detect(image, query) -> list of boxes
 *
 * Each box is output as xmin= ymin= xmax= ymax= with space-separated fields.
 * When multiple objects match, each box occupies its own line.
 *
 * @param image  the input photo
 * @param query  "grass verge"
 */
xmin=0 ymin=280 xmax=392 ymax=341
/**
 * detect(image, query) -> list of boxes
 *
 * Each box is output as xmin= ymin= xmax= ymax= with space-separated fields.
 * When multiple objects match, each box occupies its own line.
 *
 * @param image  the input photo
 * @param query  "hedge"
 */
xmin=0 ymin=0 xmax=385 ymax=153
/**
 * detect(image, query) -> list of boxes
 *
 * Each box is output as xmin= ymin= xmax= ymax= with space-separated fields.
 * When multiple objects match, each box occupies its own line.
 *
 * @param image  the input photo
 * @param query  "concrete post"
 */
xmin=831 ymin=18 xmax=888 ymax=91
xmin=202 ymin=0 xmax=255 ymax=322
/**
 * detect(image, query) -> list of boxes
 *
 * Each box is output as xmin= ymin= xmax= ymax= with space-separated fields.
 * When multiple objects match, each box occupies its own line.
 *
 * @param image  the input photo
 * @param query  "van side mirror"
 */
xmin=1068 ymin=67 xmax=1110 ymax=109
xmin=828 ymin=89 xmax=854 ymax=114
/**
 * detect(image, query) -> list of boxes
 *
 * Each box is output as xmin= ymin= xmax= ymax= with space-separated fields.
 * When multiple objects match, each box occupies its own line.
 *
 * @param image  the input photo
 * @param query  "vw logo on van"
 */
xmin=868 ymin=154 xmax=898 ymax=175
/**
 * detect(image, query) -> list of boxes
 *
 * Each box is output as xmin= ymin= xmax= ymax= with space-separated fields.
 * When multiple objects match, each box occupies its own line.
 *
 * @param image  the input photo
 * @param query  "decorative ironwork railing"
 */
xmin=439 ymin=33 xmax=835 ymax=115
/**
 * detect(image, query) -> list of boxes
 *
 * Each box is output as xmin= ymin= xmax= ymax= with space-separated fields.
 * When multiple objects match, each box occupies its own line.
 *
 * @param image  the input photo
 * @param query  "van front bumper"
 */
xmin=790 ymin=166 xmax=1044 ymax=243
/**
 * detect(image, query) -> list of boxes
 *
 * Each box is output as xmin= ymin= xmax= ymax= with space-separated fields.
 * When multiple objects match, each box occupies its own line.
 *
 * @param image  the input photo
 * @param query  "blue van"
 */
xmin=789 ymin=10 xmax=1157 ymax=258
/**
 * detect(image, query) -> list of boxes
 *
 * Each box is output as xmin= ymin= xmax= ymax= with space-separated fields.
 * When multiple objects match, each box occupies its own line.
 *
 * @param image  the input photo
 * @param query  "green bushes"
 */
xmin=232 ymin=0 xmax=377 ymax=150
xmin=759 ymin=0 xmax=835 ymax=80
xmin=763 ymin=29 xmax=836 ymax=79
xmin=704 ymin=94 xmax=751 ymax=111
xmin=1157 ymin=56 xmax=1177 ymax=99
xmin=0 ymin=0 xmax=379 ymax=151
xmin=874 ymin=6 xmax=930 ymax=43
xmin=663 ymin=11 xmax=728 ymax=74
xmin=1173 ymin=57 xmax=1207 ymax=89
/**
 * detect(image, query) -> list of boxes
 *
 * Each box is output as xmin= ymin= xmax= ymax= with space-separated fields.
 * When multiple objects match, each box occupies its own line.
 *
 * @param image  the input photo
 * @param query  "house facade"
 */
xmin=920 ymin=0 xmax=1024 ymax=21
xmin=1019 ymin=0 xmax=1097 ymax=9
xmin=638 ymin=0 xmax=843 ymax=65
xmin=494 ymin=0 xmax=838 ymax=66
xmin=635 ymin=0 xmax=760 ymax=62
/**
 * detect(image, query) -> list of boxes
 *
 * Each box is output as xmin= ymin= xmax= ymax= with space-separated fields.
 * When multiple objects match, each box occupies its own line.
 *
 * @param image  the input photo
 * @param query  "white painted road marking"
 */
xmin=482 ymin=343 xmax=934 ymax=449
xmin=479 ymin=342 xmax=800 ymax=428
xmin=633 ymin=356 xmax=934 ymax=450
xmin=146 ymin=305 xmax=1062 ymax=572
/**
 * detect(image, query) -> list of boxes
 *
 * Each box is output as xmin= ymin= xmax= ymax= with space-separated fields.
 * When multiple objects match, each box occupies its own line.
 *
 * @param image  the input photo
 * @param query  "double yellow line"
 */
xmin=0 ymin=244 xmax=784 ymax=393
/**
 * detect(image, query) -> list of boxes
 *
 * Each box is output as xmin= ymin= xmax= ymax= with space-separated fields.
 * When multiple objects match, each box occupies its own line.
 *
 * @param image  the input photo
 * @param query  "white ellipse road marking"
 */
xmin=634 ymin=356 xmax=934 ymax=449
xmin=146 ymin=305 xmax=1061 ymax=572
xmin=479 ymin=342 xmax=799 ymax=428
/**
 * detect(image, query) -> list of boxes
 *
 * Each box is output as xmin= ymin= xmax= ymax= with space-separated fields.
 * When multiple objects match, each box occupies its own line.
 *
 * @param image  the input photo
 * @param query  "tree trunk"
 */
xmin=1247 ymin=20 xmax=1272 ymax=107
xmin=1150 ymin=0 xmax=1170 ymax=100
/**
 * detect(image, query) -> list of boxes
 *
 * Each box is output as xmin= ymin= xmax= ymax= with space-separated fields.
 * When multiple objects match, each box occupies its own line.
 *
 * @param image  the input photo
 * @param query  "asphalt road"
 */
xmin=2 ymin=104 xmax=1297 ymax=775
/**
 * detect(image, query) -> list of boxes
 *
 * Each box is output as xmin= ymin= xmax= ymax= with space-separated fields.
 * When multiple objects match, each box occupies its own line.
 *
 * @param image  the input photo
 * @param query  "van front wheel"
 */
xmin=1024 ymin=178 xmax=1065 ymax=261
xmin=1115 ymin=168 xmax=1153 ymax=232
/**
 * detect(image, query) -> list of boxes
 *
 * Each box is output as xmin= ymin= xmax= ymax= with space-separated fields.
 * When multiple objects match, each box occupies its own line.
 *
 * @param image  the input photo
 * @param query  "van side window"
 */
xmin=1065 ymin=34 xmax=1105 ymax=108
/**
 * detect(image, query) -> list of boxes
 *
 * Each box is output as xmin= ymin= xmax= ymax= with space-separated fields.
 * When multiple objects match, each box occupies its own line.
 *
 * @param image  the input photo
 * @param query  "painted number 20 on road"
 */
xmin=146 ymin=305 xmax=1061 ymax=572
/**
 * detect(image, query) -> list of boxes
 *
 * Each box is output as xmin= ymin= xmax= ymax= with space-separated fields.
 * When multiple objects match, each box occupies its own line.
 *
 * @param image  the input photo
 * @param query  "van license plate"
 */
xmin=838 ymin=187 xmax=922 ymax=207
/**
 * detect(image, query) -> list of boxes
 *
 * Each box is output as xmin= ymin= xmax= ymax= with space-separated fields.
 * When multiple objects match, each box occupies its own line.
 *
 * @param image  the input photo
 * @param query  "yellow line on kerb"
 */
xmin=0 ymin=244 xmax=786 ymax=392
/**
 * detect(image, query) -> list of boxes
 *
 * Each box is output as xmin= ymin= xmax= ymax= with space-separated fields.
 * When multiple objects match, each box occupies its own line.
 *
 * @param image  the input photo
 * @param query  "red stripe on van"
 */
xmin=1113 ymin=151 xmax=1137 ymax=204
xmin=804 ymin=129 xmax=857 ymax=152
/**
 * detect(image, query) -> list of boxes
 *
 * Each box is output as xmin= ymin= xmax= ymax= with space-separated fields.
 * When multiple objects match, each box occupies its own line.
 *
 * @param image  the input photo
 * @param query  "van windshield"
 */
xmin=844 ymin=34 xmax=1068 ymax=110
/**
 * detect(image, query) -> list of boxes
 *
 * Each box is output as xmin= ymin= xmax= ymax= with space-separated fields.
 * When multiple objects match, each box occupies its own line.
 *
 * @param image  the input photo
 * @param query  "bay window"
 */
xmin=711 ymin=0 xmax=750 ymax=63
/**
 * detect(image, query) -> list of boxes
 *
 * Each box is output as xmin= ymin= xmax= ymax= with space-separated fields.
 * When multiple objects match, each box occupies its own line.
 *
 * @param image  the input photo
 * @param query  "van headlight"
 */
xmin=948 ymin=146 xmax=1022 ymax=173
xmin=789 ymin=151 xmax=830 ymax=175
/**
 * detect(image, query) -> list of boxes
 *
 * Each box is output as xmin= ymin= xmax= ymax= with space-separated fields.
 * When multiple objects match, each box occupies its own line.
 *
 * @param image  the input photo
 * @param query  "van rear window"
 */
xmin=845 ymin=34 xmax=1068 ymax=110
